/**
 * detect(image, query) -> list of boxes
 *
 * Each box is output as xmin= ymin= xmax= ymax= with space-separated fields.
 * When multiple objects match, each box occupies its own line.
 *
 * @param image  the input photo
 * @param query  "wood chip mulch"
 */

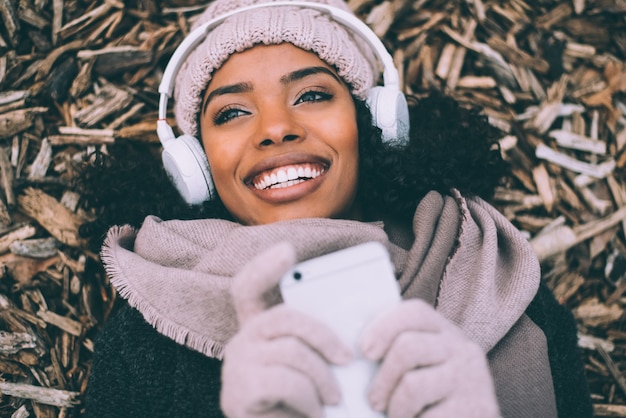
xmin=0 ymin=0 xmax=625 ymax=416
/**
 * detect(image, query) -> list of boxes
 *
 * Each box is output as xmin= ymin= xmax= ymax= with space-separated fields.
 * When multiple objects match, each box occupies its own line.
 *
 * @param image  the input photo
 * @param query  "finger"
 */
xmin=387 ymin=356 xmax=499 ymax=418
xmin=419 ymin=391 xmax=500 ymax=418
xmin=221 ymin=365 xmax=325 ymax=418
xmin=360 ymin=299 xmax=449 ymax=361
xmin=418 ymin=400 xmax=486 ymax=418
xmin=386 ymin=366 xmax=452 ymax=418
xmin=367 ymin=332 xmax=449 ymax=412
xmin=255 ymin=367 xmax=326 ymax=418
xmin=259 ymin=336 xmax=343 ymax=405
xmin=249 ymin=304 xmax=353 ymax=364
xmin=232 ymin=242 xmax=297 ymax=324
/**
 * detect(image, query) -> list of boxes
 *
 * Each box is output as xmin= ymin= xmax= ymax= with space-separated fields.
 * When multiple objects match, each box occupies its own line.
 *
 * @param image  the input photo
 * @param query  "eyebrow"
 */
xmin=202 ymin=66 xmax=342 ymax=114
xmin=279 ymin=66 xmax=343 ymax=85
xmin=202 ymin=82 xmax=253 ymax=114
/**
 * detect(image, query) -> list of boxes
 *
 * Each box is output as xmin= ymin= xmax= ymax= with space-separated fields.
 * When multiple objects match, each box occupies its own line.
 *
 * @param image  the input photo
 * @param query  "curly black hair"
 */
xmin=75 ymin=91 xmax=506 ymax=247
xmin=356 ymin=91 xmax=506 ymax=223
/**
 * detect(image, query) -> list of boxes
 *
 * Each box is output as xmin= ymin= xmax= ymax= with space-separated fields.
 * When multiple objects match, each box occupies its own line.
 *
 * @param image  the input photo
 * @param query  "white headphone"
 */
xmin=157 ymin=1 xmax=410 ymax=205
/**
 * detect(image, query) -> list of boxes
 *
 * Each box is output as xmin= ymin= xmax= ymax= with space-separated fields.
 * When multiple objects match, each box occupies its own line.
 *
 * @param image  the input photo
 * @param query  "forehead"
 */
xmin=208 ymin=43 xmax=339 ymax=86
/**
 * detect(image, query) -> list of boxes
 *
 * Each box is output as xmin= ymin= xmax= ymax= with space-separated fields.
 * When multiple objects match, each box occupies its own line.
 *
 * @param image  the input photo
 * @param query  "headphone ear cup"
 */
xmin=161 ymin=134 xmax=215 ymax=205
xmin=366 ymin=86 xmax=410 ymax=144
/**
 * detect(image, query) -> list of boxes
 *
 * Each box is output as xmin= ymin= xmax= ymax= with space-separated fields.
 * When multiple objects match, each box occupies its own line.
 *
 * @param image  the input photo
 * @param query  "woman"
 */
xmin=83 ymin=0 xmax=592 ymax=417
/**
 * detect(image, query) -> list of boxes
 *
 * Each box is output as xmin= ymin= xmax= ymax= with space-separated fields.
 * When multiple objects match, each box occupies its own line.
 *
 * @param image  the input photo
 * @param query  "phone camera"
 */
xmin=293 ymin=271 xmax=302 ymax=281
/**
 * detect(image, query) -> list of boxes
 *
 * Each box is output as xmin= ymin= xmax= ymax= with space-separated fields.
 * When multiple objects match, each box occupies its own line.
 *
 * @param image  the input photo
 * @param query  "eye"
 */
xmin=295 ymin=90 xmax=333 ymax=105
xmin=213 ymin=106 xmax=250 ymax=125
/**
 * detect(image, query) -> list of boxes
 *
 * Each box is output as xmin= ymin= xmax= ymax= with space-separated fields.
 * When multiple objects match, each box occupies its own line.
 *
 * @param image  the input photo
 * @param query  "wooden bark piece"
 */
xmin=49 ymin=127 xmax=115 ymax=146
xmin=36 ymin=310 xmax=82 ymax=337
xmin=0 ymin=381 xmax=79 ymax=408
xmin=0 ymin=0 xmax=20 ymax=47
xmin=0 ymin=224 xmax=37 ymax=254
xmin=17 ymin=188 xmax=86 ymax=248
xmin=77 ymin=46 xmax=152 ymax=77
xmin=0 ymin=108 xmax=47 ymax=140
xmin=73 ymin=83 xmax=133 ymax=128
xmin=0 ymin=331 xmax=36 ymax=354
xmin=531 ymin=205 xmax=626 ymax=260
xmin=10 ymin=238 xmax=59 ymax=259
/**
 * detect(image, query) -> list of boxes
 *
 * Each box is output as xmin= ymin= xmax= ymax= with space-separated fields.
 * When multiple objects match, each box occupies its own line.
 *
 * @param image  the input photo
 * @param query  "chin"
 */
xmin=263 ymin=204 xmax=362 ymax=225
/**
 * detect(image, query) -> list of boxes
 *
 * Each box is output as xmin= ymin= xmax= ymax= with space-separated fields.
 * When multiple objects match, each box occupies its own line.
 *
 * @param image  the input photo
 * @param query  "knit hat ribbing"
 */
xmin=173 ymin=0 xmax=379 ymax=137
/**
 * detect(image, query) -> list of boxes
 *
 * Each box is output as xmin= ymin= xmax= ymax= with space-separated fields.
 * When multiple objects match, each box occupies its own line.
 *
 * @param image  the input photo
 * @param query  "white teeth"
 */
xmin=253 ymin=165 xmax=325 ymax=190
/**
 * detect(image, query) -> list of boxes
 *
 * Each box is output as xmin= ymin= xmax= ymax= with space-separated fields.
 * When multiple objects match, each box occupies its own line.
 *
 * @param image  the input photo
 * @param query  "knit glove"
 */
xmin=220 ymin=242 xmax=353 ymax=418
xmin=359 ymin=299 xmax=500 ymax=418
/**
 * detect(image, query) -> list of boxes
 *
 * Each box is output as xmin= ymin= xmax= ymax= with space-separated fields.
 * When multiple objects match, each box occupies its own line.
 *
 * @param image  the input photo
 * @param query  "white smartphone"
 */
xmin=279 ymin=241 xmax=401 ymax=418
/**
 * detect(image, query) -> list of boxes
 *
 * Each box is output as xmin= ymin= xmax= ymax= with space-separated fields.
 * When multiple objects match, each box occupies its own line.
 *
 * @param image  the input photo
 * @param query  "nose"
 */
xmin=255 ymin=103 xmax=305 ymax=147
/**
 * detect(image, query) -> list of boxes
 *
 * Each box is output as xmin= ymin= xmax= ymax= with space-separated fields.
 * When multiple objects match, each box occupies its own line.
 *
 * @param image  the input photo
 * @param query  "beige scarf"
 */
xmin=101 ymin=190 xmax=557 ymax=417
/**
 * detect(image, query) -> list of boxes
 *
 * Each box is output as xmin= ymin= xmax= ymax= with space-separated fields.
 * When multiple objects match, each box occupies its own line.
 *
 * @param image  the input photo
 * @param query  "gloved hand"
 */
xmin=360 ymin=299 xmax=501 ymax=418
xmin=220 ymin=242 xmax=353 ymax=418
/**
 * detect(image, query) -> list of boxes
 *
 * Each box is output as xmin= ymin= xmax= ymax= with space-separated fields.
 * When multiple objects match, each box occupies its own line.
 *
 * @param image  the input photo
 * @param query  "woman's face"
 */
xmin=200 ymin=43 xmax=360 ymax=225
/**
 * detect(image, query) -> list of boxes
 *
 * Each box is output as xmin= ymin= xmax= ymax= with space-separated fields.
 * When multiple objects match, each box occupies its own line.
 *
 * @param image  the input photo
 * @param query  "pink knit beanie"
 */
xmin=173 ymin=0 xmax=379 ymax=137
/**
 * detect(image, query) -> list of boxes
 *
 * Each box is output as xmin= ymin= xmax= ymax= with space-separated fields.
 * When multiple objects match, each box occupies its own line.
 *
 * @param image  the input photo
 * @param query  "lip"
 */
xmin=244 ymin=153 xmax=331 ymax=203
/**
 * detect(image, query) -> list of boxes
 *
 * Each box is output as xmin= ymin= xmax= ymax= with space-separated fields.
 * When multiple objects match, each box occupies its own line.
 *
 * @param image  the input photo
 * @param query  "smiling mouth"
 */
xmin=250 ymin=163 xmax=326 ymax=190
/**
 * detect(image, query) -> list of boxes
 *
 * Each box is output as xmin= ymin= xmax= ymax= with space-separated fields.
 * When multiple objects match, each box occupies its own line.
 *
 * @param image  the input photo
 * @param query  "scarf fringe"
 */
xmin=101 ymin=225 xmax=226 ymax=359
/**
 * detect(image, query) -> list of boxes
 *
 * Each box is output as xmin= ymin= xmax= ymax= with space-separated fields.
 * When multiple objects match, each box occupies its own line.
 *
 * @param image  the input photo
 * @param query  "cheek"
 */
xmin=201 ymin=135 xmax=242 ymax=194
xmin=337 ymin=116 xmax=360 ymax=170
xmin=333 ymin=118 xmax=360 ymax=196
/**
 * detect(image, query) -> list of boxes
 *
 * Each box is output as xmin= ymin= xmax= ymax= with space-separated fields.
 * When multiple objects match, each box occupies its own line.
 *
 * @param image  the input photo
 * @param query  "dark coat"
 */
xmin=84 ymin=281 xmax=592 ymax=418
